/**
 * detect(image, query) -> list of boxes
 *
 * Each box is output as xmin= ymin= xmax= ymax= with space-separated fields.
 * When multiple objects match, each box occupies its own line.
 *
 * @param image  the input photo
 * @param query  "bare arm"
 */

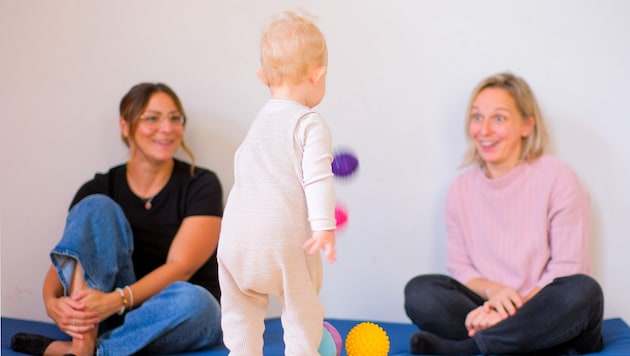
xmin=43 ymin=265 xmax=64 ymax=303
xmin=124 ymin=215 xmax=221 ymax=306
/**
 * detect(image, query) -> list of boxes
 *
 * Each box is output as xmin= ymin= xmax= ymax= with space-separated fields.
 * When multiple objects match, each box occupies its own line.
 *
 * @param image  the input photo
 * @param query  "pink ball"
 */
xmin=335 ymin=203 xmax=348 ymax=230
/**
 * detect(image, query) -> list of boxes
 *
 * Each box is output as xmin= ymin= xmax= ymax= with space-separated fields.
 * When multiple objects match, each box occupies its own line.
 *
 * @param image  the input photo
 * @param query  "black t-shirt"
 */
xmin=70 ymin=159 xmax=223 ymax=301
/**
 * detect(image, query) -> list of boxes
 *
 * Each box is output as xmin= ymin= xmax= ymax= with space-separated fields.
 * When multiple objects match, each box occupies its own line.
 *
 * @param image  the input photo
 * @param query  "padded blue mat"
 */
xmin=3 ymin=317 xmax=629 ymax=355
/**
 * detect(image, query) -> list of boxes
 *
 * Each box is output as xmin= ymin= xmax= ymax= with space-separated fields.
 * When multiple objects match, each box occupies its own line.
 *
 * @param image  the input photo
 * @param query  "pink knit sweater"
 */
xmin=445 ymin=155 xmax=591 ymax=296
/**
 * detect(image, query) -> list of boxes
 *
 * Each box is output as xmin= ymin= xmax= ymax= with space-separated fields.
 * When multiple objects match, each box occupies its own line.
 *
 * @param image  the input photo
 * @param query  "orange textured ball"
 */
xmin=345 ymin=322 xmax=390 ymax=356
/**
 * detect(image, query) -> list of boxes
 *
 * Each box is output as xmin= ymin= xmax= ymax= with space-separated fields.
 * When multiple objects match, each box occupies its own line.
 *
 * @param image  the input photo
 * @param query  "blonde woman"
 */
xmin=404 ymin=72 xmax=604 ymax=355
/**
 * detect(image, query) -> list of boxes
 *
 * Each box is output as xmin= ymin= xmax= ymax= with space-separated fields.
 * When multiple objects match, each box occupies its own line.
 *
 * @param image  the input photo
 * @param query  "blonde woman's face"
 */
xmin=468 ymin=87 xmax=533 ymax=178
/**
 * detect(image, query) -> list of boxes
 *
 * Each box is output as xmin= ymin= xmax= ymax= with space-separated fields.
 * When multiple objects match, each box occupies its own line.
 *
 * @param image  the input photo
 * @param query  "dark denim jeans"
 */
xmin=404 ymin=274 xmax=604 ymax=355
xmin=51 ymin=194 xmax=222 ymax=355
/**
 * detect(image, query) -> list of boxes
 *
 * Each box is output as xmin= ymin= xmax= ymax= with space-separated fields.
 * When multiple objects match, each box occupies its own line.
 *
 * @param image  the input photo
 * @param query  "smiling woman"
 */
xmin=463 ymin=73 xmax=547 ymax=179
xmin=467 ymin=88 xmax=535 ymax=178
xmin=10 ymin=83 xmax=225 ymax=356
xmin=403 ymin=72 xmax=604 ymax=356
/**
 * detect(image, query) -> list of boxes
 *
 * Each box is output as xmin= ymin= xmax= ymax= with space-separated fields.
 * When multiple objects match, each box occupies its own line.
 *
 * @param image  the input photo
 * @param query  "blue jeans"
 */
xmin=404 ymin=274 xmax=604 ymax=355
xmin=50 ymin=194 xmax=222 ymax=355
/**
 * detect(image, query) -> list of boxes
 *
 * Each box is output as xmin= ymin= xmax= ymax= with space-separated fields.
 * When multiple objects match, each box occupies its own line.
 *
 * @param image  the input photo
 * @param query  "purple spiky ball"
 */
xmin=332 ymin=151 xmax=359 ymax=178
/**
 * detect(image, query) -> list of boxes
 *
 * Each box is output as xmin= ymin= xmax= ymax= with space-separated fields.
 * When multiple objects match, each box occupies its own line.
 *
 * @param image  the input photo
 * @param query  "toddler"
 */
xmin=218 ymin=10 xmax=337 ymax=356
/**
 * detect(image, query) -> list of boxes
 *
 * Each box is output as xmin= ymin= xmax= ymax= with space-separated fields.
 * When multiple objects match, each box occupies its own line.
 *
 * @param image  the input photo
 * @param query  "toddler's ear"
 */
xmin=257 ymin=69 xmax=270 ymax=86
xmin=311 ymin=66 xmax=327 ymax=84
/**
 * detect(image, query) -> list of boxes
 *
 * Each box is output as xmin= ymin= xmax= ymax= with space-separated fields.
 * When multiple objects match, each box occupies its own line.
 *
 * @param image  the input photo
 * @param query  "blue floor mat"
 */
xmin=3 ymin=317 xmax=629 ymax=355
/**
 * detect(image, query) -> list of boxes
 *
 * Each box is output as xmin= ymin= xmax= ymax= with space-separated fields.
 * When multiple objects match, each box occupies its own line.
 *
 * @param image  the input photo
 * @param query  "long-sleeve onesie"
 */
xmin=218 ymin=99 xmax=336 ymax=356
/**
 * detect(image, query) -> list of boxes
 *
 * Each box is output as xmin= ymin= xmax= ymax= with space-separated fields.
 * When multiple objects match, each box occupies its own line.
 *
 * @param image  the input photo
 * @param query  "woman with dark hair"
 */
xmin=404 ymin=72 xmax=604 ymax=355
xmin=11 ymin=83 xmax=223 ymax=355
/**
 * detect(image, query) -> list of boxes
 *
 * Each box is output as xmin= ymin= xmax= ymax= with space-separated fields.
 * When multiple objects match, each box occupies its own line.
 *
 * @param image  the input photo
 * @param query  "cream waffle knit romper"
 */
xmin=218 ymin=99 xmax=336 ymax=356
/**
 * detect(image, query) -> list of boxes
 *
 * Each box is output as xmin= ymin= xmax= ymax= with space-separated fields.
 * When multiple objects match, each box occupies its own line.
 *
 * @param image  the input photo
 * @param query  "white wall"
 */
xmin=2 ymin=0 xmax=629 ymax=324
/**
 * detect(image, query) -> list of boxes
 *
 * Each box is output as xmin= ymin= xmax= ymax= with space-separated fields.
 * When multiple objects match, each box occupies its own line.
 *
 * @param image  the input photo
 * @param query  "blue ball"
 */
xmin=332 ymin=151 xmax=359 ymax=177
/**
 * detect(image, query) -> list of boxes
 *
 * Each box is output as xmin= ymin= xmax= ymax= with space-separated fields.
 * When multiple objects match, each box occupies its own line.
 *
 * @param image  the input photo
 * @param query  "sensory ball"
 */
xmin=335 ymin=202 xmax=348 ymax=230
xmin=332 ymin=150 xmax=359 ymax=178
xmin=345 ymin=322 xmax=390 ymax=356
xmin=323 ymin=321 xmax=342 ymax=356
xmin=318 ymin=326 xmax=337 ymax=356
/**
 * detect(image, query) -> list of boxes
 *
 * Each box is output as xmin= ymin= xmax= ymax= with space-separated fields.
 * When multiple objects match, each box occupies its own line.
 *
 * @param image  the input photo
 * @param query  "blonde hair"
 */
xmin=259 ymin=11 xmax=327 ymax=86
xmin=462 ymin=72 xmax=549 ymax=167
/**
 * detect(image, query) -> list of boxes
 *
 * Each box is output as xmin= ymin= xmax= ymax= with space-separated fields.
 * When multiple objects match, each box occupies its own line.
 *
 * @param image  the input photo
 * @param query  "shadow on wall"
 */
xmin=178 ymin=110 xmax=249 ymax=196
xmin=550 ymin=117 xmax=628 ymax=282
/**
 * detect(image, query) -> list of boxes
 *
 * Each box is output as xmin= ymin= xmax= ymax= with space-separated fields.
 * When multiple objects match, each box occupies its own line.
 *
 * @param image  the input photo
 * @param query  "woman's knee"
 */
xmin=560 ymin=274 xmax=602 ymax=298
xmin=404 ymin=274 xmax=448 ymax=300
xmin=404 ymin=274 xmax=450 ymax=315
xmin=68 ymin=194 xmax=129 ymax=231
xmin=73 ymin=194 xmax=116 ymax=210
xmin=71 ymin=194 xmax=125 ymax=220
xmin=553 ymin=274 xmax=604 ymax=312
xmin=576 ymin=274 xmax=604 ymax=311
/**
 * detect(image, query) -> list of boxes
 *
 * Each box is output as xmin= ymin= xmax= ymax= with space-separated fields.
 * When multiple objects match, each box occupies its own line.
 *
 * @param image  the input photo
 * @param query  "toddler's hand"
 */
xmin=303 ymin=230 xmax=336 ymax=262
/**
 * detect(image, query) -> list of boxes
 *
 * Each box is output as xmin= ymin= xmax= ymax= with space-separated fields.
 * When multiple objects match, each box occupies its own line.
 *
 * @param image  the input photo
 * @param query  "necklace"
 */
xmin=143 ymin=196 xmax=155 ymax=210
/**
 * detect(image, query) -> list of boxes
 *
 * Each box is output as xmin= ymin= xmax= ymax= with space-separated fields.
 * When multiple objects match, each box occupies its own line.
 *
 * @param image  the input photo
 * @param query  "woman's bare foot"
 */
xmin=43 ymin=340 xmax=73 ymax=355
xmin=44 ymin=338 xmax=96 ymax=356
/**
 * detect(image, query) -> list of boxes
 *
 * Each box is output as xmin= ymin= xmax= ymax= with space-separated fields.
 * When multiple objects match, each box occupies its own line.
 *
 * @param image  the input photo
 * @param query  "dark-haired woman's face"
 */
xmin=127 ymin=92 xmax=184 ymax=163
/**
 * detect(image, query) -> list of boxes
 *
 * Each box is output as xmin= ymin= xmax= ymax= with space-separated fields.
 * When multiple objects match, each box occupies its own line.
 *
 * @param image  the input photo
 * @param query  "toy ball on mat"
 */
xmin=335 ymin=202 xmax=348 ymax=230
xmin=345 ymin=322 xmax=390 ymax=356
xmin=323 ymin=321 xmax=342 ymax=356
xmin=332 ymin=150 xmax=359 ymax=178
xmin=319 ymin=321 xmax=342 ymax=356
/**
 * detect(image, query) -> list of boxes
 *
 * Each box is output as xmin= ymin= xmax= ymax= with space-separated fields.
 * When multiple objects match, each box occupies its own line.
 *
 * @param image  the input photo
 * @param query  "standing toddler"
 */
xmin=218 ymin=10 xmax=337 ymax=356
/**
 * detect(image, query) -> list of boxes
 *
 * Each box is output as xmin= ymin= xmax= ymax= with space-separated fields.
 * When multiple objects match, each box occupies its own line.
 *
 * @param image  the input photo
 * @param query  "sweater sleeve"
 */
xmin=297 ymin=113 xmax=336 ymax=232
xmin=445 ymin=179 xmax=483 ymax=284
xmin=538 ymin=164 xmax=591 ymax=286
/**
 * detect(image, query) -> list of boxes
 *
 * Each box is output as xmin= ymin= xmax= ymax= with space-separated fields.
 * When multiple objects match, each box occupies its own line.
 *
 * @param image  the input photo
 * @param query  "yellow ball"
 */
xmin=345 ymin=322 xmax=390 ymax=356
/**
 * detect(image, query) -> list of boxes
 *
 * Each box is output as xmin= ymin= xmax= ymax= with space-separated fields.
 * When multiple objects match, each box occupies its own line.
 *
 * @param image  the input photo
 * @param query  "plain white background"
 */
xmin=1 ymin=0 xmax=629 ymax=324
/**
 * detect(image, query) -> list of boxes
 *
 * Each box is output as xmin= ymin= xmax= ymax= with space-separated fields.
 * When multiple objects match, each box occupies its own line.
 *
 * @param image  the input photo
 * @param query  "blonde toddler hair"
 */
xmin=260 ymin=11 xmax=328 ymax=86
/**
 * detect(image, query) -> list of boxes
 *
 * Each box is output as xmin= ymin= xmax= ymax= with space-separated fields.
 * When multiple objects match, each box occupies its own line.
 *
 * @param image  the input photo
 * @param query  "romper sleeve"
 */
xmin=297 ymin=113 xmax=336 ymax=232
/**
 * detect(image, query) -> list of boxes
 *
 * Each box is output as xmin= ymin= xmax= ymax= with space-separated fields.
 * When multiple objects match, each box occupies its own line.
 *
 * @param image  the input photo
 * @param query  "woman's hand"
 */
xmin=484 ymin=285 xmax=524 ymax=319
xmin=71 ymin=288 xmax=122 ymax=322
xmin=465 ymin=305 xmax=502 ymax=337
xmin=303 ymin=230 xmax=336 ymax=262
xmin=44 ymin=294 xmax=99 ymax=339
